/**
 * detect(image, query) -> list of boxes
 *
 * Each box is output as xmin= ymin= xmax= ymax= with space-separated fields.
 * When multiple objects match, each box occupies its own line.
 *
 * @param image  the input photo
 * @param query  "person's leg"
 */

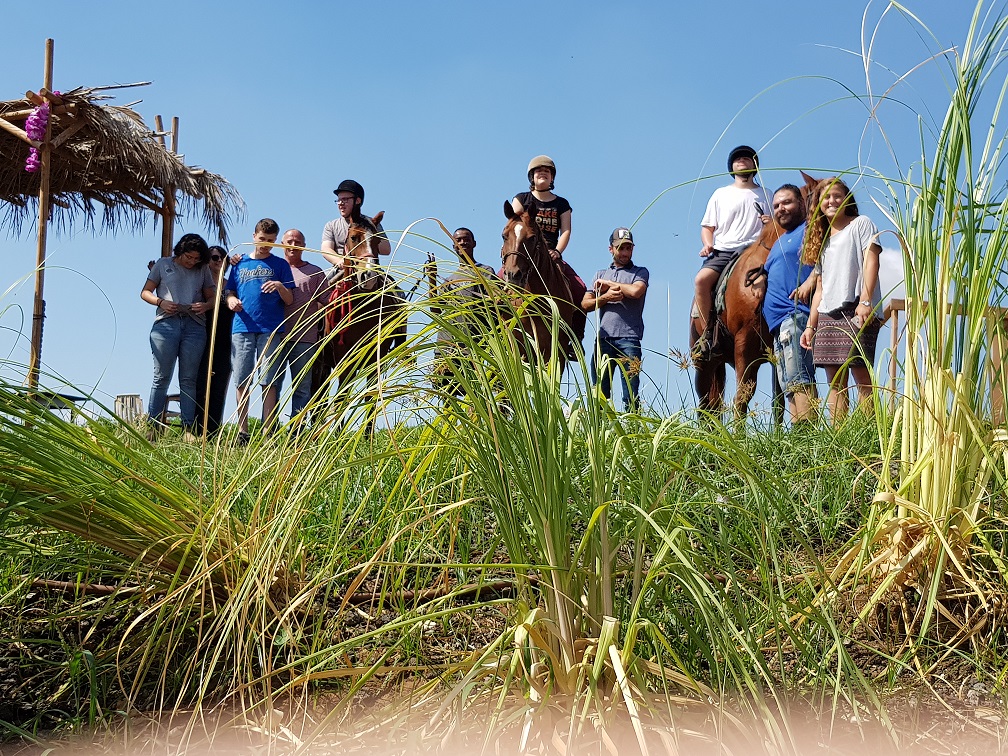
xmin=851 ymin=364 xmax=875 ymax=414
xmin=194 ymin=324 xmax=212 ymax=434
xmin=823 ymin=365 xmax=849 ymax=424
xmin=288 ymin=342 xmax=318 ymax=418
xmin=613 ymin=338 xmax=643 ymax=412
xmin=176 ymin=318 xmax=208 ymax=428
xmin=231 ymin=333 xmax=257 ymax=436
xmin=258 ymin=331 xmax=285 ymax=432
xmin=594 ymin=339 xmax=617 ymax=403
xmin=692 ymin=267 xmax=719 ymax=337
xmin=147 ymin=318 xmax=181 ymax=425
xmin=779 ymin=313 xmax=818 ymax=424
xmin=262 ymin=339 xmax=290 ymax=433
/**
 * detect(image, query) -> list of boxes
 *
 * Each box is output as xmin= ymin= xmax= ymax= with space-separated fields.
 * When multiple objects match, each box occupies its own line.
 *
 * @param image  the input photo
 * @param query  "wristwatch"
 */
xmin=859 ymin=300 xmax=871 ymax=307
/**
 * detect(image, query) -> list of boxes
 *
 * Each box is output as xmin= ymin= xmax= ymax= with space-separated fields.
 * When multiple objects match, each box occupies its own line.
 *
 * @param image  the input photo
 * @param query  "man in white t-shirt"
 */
xmin=693 ymin=145 xmax=771 ymax=357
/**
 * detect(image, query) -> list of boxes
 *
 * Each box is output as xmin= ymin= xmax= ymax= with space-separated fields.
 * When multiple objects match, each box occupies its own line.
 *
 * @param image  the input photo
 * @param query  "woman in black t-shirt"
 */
xmin=512 ymin=155 xmax=572 ymax=262
xmin=510 ymin=155 xmax=587 ymax=353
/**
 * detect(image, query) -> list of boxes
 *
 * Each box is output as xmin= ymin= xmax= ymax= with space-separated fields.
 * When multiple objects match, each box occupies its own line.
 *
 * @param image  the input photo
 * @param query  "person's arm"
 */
xmin=792 ymin=270 xmax=818 ymax=304
xmin=554 ymin=210 xmax=572 ymax=256
xmin=799 ymin=284 xmax=824 ymax=350
xmin=320 ymin=239 xmax=343 ymax=267
xmin=700 ymin=226 xmax=715 ymax=257
xmin=191 ymin=285 xmax=217 ymax=314
xmin=619 ymin=279 xmax=647 ymax=299
xmin=260 ymin=278 xmax=295 ymax=306
xmin=141 ymin=277 xmax=179 ymax=315
xmin=856 ymin=242 xmax=882 ymax=324
xmin=511 ymin=197 xmax=525 ymax=215
xmin=584 ymin=285 xmax=623 ymax=310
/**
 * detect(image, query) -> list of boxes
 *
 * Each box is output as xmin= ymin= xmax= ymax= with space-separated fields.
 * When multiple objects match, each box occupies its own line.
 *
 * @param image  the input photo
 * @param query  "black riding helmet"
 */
xmin=333 ymin=179 xmax=365 ymax=202
xmin=727 ymin=145 xmax=758 ymax=176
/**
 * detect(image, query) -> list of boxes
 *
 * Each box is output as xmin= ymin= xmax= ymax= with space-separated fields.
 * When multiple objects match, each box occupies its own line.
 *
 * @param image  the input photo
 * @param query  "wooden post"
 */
xmin=887 ymin=299 xmax=902 ymax=412
xmin=990 ymin=312 xmax=1007 ymax=427
xmin=159 ymin=116 xmax=179 ymax=257
xmin=27 ymin=38 xmax=54 ymax=392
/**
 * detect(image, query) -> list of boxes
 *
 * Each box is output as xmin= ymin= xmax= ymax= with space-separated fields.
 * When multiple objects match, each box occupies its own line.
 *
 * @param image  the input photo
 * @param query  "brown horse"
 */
xmin=499 ymin=202 xmax=586 ymax=372
xmin=690 ymin=173 xmax=817 ymax=417
xmin=313 ymin=211 xmax=408 ymax=403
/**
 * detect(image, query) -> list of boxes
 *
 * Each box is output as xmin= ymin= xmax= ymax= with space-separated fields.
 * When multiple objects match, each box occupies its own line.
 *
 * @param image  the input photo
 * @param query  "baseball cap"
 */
xmin=609 ymin=228 xmax=634 ymax=246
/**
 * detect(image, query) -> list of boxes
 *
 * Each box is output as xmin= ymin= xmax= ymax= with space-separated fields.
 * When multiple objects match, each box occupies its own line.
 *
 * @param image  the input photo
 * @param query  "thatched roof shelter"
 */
xmin=0 ymin=85 xmax=243 ymax=243
xmin=1 ymin=40 xmax=245 ymax=391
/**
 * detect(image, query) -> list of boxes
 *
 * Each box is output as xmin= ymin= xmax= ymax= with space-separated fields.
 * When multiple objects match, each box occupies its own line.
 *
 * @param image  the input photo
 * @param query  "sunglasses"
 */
xmin=210 ymin=255 xmax=223 ymax=261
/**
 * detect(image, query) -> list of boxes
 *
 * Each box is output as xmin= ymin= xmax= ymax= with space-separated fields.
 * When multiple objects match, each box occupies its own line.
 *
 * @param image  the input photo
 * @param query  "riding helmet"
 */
xmin=727 ymin=145 xmax=758 ymax=175
xmin=334 ymin=179 xmax=365 ymax=202
xmin=527 ymin=155 xmax=556 ymax=189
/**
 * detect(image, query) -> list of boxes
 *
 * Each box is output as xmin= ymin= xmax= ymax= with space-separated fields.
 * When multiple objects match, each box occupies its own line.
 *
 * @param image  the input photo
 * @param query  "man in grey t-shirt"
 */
xmin=320 ymin=179 xmax=391 ymax=276
xmin=581 ymin=228 xmax=649 ymax=412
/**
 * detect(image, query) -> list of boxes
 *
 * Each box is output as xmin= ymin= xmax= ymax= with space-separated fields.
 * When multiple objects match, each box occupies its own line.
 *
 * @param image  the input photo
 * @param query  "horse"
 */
xmin=499 ymin=202 xmax=587 ymax=372
xmin=690 ymin=173 xmax=817 ymax=417
xmin=312 ymin=211 xmax=408 ymax=419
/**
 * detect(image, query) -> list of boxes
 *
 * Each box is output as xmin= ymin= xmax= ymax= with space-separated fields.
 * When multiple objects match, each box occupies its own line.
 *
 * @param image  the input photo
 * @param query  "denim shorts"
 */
xmin=771 ymin=311 xmax=816 ymax=395
xmin=231 ymin=331 xmax=283 ymax=389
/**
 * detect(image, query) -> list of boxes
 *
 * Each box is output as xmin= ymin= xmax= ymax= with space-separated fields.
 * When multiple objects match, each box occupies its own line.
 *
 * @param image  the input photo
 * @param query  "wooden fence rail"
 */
xmin=882 ymin=298 xmax=1008 ymax=424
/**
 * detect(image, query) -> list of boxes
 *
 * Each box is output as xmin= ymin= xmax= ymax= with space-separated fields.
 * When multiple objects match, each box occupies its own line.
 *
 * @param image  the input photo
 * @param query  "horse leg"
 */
xmin=732 ymin=341 xmax=764 ymax=419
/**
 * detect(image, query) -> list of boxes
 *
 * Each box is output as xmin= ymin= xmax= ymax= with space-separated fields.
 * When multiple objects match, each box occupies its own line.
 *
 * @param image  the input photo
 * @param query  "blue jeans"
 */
xmin=590 ymin=337 xmax=643 ymax=412
xmin=771 ymin=311 xmax=816 ymax=396
xmin=148 ymin=316 xmax=207 ymax=426
xmin=269 ymin=340 xmax=319 ymax=418
xmin=231 ymin=331 xmax=283 ymax=389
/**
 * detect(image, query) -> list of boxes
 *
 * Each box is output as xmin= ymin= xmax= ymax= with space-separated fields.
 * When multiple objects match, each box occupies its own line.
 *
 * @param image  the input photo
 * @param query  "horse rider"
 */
xmin=693 ymin=145 xmax=771 ymax=358
xmin=511 ymin=155 xmax=588 ymax=355
xmin=321 ymin=179 xmax=392 ymax=278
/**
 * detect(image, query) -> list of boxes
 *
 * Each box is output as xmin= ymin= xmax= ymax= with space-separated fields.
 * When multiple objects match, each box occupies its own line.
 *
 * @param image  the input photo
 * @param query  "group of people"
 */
xmin=695 ymin=145 xmax=883 ymax=424
xmin=140 ymin=146 xmax=881 ymax=436
xmin=142 ymin=220 xmax=329 ymax=443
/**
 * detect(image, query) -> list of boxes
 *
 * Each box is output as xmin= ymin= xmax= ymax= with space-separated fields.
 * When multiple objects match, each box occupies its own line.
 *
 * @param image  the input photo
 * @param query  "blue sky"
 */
xmin=0 ymin=1 xmax=979 ymax=421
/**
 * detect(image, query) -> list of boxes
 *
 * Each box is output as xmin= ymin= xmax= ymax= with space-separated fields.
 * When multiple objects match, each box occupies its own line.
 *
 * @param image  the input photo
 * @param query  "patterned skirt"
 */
xmin=813 ymin=307 xmax=881 ymax=368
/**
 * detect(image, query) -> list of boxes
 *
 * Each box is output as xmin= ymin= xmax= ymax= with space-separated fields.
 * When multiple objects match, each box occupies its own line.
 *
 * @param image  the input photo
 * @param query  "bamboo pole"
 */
xmin=27 ymin=39 xmax=54 ymax=392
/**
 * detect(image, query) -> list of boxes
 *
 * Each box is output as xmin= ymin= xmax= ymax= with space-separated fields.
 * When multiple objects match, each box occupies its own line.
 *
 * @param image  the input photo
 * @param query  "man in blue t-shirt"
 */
xmin=581 ymin=227 xmax=649 ymax=412
xmin=763 ymin=185 xmax=818 ymax=423
xmin=225 ymin=218 xmax=295 ymax=442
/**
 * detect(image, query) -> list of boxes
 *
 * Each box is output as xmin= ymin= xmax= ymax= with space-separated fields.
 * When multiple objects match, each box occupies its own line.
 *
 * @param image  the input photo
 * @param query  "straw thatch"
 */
xmin=0 ymin=86 xmax=243 ymax=243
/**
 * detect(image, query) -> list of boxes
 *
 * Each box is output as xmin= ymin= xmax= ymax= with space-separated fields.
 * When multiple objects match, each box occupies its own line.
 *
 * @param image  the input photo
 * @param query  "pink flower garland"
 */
xmin=23 ymin=92 xmax=60 ymax=173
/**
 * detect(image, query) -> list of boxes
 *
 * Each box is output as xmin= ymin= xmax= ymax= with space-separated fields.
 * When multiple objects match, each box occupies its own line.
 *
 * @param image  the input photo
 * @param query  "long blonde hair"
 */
xmin=801 ymin=176 xmax=860 ymax=266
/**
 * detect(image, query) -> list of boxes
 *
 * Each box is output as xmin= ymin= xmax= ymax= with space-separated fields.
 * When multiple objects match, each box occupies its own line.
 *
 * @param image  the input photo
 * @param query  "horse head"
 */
xmin=500 ymin=201 xmax=547 ymax=290
xmin=343 ymin=211 xmax=386 ymax=278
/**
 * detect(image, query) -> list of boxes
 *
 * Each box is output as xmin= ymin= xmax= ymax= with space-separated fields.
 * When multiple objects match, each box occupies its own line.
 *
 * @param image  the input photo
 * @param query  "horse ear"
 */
xmin=372 ymin=210 xmax=385 ymax=225
xmin=800 ymin=171 xmax=818 ymax=188
xmin=504 ymin=201 xmax=516 ymax=220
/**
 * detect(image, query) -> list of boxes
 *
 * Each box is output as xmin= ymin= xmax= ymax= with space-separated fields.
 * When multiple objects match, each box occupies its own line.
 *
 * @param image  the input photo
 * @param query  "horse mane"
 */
xmin=349 ymin=213 xmax=379 ymax=234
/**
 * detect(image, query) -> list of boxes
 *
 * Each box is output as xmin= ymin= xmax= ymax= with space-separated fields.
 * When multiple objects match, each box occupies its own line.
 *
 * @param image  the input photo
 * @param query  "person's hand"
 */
xmin=799 ymin=327 xmax=815 ymax=350
xmin=229 ymin=252 xmax=243 ymax=266
xmin=604 ymin=287 xmax=624 ymax=303
xmin=227 ymin=295 xmax=243 ymax=313
xmin=760 ymin=214 xmax=772 ymax=225
xmin=700 ymin=243 xmax=714 ymax=258
xmin=548 ymin=248 xmax=561 ymax=262
xmin=190 ymin=301 xmax=210 ymax=314
xmin=854 ymin=302 xmax=872 ymax=327
xmin=160 ymin=300 xmax=179 ymax=315
xmin=261 ymin=280 xmax=284 ymax=294
xmin=790 ymin=285 xmax=811 ymax=304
